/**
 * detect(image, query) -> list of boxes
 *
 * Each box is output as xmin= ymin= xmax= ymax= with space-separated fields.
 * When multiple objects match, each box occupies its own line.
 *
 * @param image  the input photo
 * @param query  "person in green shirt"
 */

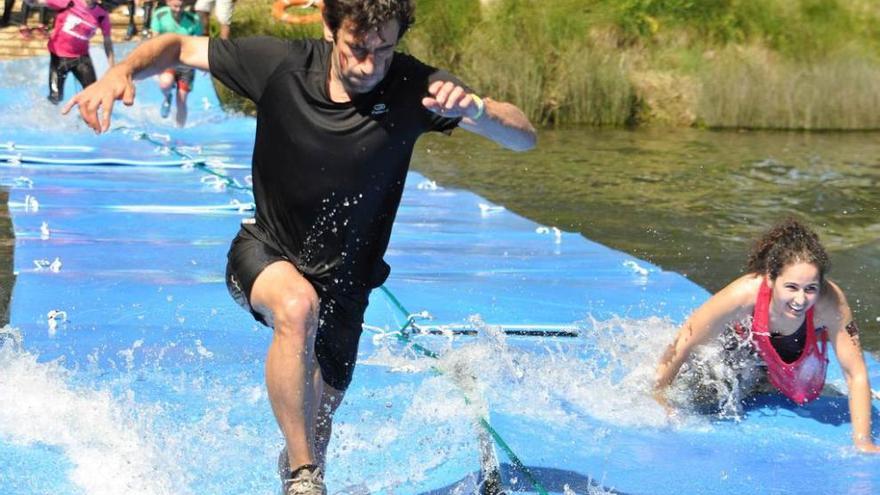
xmin=150 ymin=0 xmax=201 ymax=126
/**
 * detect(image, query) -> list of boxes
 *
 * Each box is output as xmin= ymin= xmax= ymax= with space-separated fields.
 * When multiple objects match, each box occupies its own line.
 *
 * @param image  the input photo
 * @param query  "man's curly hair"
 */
xmin=322 ymin=0 xmax=415 ymax=40
xmin=746 ymin=217 xmax=830 ymax=283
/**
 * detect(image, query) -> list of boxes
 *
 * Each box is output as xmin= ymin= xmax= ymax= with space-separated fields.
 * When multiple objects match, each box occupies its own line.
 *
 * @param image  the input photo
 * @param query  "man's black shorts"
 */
xmin=225 ymin=227 xmax=369 ymax=391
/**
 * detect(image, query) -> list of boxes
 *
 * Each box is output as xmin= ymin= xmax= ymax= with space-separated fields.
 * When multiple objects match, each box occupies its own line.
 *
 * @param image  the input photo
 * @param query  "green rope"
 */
xmin=113 ymin=127 xmax=254 ymax=192
xmin=196 ymin=164 xmax=253 ymax=192
xmin=378 ymin=285 xmax=550 ymax=495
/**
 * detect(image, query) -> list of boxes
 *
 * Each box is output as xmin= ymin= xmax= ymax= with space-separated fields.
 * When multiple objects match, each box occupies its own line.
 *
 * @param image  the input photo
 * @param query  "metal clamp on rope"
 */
xmin=400 ymin=310 xmax=433 ymax=337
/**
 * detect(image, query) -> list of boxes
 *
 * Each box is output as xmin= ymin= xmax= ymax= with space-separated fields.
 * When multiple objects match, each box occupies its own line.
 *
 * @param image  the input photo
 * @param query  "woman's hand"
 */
xmin=653 ymin=387 xmax=677 ymax=416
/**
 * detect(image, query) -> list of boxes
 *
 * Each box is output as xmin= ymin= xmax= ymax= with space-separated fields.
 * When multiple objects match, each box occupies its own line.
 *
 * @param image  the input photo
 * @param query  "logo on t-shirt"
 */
xmin=371 ymin=103 xmax=388 ymax=116
xmin=61 ymin=13 xmax=97 ymax=41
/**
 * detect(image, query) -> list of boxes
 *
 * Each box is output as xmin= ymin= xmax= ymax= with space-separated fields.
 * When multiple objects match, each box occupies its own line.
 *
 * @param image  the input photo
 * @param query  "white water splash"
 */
xmin=416 ymin=179 xmax=440 ymax=190
xmin=0 ymin=328 xmax=188 ymax=495
xmin=31 ymin=257 xmax=63 ymax=272
xmin=622 ymin=259 xmax=650 ymax=277
xmin=194 ymin=339 xmax=214 ymax=359
xmin=24 ymin=194 xmax=39 ymax=212
xmin=14 ymin=176 xmax=34 ymax=189
xmin=328 ymin=376 xmax=477 ymax=493
xmin=368 ymin=314 xmax=756 ymax=433
xmin=478 ymin=203 xmax=505 ymax=215
xmin=536 ymin=225 xmax=563 ymax=244
xmin=46 ymin=309 xmax=67 ymax=336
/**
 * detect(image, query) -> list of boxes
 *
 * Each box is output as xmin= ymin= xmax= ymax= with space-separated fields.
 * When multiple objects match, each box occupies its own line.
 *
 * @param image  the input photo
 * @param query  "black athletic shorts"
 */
xmin=163 ymin=67 xmax=195 ymax=92
xmin=225 ymin=226 xmax=370 ymax=391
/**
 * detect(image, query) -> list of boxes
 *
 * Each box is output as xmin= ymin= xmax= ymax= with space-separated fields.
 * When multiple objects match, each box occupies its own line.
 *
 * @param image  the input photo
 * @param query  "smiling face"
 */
xmin=329 ymin=18 xmax=399 ymax=96
xmin=769 ymin=261 xmax=822 ymax=320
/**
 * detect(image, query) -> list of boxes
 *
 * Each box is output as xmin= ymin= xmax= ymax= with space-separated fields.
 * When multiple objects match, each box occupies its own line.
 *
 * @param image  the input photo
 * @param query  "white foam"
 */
xmin=0 ymin=327 xmax=187 ymax=495
xmin=329 ymin=371 xmax=478 ymax=492
xmin=366 ymin=314 xmax=725 ymax=433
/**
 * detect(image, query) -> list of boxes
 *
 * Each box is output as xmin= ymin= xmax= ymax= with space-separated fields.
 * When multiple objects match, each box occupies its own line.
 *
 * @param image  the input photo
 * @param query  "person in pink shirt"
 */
xmin=25 ymin=0 xmax=115 ymax=104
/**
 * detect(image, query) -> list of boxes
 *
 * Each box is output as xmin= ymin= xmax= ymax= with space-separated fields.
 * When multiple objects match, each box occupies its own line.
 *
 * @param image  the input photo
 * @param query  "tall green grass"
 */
xmin=697 ymin=47 xmax=880 ymax=130
xmin=407 ymin=0 xmax=637 ymax=126
xmin=611 ymin=0 xmax=877 ymax=59
xmin=221 ymin=0 xmax=880 ymax=129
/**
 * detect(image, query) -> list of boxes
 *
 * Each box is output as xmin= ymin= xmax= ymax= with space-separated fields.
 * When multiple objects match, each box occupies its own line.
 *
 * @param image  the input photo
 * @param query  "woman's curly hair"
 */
xmin=746 ymin=217 xmax=830 ymax=282
xmin=322 ymin=0 xmax=415 ymax=40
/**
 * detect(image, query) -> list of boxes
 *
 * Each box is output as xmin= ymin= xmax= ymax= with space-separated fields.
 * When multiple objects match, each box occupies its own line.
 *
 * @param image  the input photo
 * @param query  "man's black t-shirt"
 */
xmin=209 ymin=37 xmax=460 ymax=293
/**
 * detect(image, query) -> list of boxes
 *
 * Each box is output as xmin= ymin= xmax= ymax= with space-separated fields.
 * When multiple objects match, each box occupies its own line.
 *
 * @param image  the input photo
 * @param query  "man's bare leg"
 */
xmin=174 ymin=86 xmax=188 ymax=128
xmin=250 ymin=260 xmax=321 ymax=471
xmin=311 ymin=370 xmax=345 ymax=470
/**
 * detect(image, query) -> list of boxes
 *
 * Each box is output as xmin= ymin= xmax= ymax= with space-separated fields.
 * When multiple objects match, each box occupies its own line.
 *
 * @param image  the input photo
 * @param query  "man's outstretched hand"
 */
xmin=62 ymin=65 xmax=137 ymax=133
xmin=422 ymin=80 xmax=481 ymax=120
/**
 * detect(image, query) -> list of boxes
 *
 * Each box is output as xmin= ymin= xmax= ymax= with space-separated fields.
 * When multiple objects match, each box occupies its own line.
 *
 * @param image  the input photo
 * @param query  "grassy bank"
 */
xmin=219 ymin=0 xmax=880 ymax=130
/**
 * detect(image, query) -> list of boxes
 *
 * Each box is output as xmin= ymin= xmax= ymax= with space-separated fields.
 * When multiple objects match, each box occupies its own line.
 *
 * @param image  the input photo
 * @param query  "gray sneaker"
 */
xmin=278 ymin=447 xmax=326 ymax=495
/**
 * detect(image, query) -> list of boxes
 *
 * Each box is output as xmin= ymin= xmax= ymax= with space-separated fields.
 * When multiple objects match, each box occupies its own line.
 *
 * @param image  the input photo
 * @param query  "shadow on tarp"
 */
xmin=417 ymin=463 xmax=629 ymax=495
xmin=740 ymin=393 xmax=880 ymax=429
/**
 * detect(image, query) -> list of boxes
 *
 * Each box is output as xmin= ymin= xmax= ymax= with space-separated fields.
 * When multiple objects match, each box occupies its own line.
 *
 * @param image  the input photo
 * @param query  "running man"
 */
xmin=25 ymin=0 xmax=114 ymax=104
xmin=150 ymin=0 xmax=201 ymax=127
xmin=654 ymin=218 xmax=879 ymax=453
xmin=62 ymin=1 xmax=536 ymax=493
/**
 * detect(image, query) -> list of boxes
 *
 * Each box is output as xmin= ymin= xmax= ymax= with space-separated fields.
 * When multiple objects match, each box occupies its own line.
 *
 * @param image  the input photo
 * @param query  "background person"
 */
xmin=150 ymin=0 xmax=200 ymax=126
xmin=654 ymin=218 xmax=879 ymax=453
xmin=25 ymin=0 xmax=114 ymax=104
xmin=18 ymin=0 xmax=50 ymax=39
xmin=1 ymin=0 xmax=15 ymax=27
xmin=121 ymin=0 xmax=138 ymax=40
xmin=140 ymin=0 xmax=167 ymax=38
xmin=194 ymin=0 xmax=231 ymax=39
xmin=61 ymin=0 xmax=536 ymax=493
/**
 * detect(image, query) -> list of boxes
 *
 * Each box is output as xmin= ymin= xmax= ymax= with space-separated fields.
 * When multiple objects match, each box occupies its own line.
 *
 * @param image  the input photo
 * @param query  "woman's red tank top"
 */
xmin=746 ymin=280 xmax=828 ymax=405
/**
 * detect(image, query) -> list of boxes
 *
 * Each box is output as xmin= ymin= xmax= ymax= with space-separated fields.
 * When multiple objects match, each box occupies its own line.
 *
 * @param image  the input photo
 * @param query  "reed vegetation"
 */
xmin=220 ymin=0 xmax=880 ymax=130
xmin=697 ymin=47 xmax=880 ymax=130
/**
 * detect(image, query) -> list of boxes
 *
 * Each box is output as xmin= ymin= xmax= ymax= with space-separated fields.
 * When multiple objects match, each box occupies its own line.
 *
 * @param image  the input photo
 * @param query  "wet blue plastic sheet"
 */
xmin=1 ymin=46 xmax=878 ymax=495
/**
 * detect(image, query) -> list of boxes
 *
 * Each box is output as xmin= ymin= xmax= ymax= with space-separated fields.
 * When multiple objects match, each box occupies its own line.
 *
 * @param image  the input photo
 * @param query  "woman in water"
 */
xmin=654 ymin=218 xmax=879 ymax=453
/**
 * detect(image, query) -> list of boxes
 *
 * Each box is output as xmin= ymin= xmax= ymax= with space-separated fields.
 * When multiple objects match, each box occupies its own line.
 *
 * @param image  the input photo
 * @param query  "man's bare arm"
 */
xmin=422 ymin=80 xmax=536 ymax=152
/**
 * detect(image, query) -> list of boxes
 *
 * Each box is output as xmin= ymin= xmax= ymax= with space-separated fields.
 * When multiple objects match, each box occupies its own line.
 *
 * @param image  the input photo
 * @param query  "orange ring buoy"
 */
xmin=271 ymin=0 xmax=323 ymax=25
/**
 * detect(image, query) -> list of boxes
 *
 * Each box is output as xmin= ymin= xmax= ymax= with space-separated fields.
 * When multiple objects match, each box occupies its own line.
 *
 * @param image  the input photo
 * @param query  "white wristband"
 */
xmin=470 ymin=94 xmax=485 ymax=120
